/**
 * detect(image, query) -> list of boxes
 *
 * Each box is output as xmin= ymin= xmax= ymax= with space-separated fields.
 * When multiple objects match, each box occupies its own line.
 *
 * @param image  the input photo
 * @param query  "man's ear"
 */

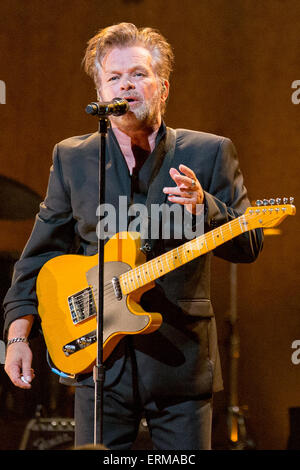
xmin=161 ymin=80 xmax=169 ymax=103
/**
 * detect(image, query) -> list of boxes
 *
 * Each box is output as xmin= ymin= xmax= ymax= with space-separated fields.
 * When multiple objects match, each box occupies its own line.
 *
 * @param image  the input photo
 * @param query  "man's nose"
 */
xmin=120 ymin=76 xmax=135 ymax=90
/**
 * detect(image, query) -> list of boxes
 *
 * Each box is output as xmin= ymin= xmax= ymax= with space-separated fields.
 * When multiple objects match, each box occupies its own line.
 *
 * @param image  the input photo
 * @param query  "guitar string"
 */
xmin=70 ymin=210 xmax=279 ymax=310
xmin=120 ymin=211 xmax=268 ymax=293
xmin=72 ymin=211 xmax=266 ymax=307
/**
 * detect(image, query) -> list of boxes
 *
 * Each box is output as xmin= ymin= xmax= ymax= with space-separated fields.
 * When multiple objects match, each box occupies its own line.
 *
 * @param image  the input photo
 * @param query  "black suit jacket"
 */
xmin=3 ymin=124 xmax=263 ymax=397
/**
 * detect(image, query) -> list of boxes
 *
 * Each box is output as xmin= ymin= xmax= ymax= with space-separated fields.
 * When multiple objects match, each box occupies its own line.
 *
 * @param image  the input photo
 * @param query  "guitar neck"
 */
xmin=120 ymin=213 xmax=250 ymax=295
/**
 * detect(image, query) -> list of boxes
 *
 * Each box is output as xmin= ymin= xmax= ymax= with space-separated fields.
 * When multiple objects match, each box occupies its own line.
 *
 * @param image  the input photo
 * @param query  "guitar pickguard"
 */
xmin=86 ymin=261 xmax=151 ymax=341
xmin=62 ymin=261 xmax=151 ymax=359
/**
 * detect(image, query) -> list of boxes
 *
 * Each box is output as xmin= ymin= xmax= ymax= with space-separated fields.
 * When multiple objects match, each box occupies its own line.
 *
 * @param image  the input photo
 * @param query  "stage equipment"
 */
xmin=19 ymin=405 xmax=75 ymax=450
xmin=226 ymin=262 xmax=254 ymax=449
xmin=226 ymin=198 xmax=289 ymax=449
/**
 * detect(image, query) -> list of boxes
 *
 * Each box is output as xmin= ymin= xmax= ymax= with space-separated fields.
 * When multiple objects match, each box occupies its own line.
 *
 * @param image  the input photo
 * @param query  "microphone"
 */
xmin=85 ymin=98 xmax=129 ymax=117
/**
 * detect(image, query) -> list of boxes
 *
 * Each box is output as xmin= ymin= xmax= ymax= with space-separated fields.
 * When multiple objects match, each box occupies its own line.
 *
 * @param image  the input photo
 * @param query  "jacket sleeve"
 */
xmin=2 ymin=144 xmax=76 ymax=338
xmin=203 ymin=137 xmax=263 ymax=263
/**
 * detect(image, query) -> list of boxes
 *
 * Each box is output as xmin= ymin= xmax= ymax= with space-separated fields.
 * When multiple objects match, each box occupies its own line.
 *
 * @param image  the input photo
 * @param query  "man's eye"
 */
xmin=134 ymin=72 xmax=145 ymax=77
xmin=108 ymin=76 xmax=119 ymax=81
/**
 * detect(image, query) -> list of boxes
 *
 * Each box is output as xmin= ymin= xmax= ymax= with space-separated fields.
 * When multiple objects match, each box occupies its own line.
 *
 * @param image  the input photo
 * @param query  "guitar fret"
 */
xmin=151 ymin=259 xmax=159 ymax=277
xmin=134 ymin=268 xmax=141 ymax=287
xmin=214 ymin=228 xmax=221 ymax=243
xmin=120 ymin=207 xmax=275 ymax=295
xmin=141 ymin=265 xmax=149 ymax=283
xmin=137 ymin=267 xmax=143 ymax=285
xmin=140 ymin=266 xmax=146 ymax=284
xmin=129 ymin=272 xmax=138 ymax=290
xmin=176 ymin=247 xmax=181 ymax=264
xmin=228 ymin=222 xmax=234 ymax=236
xmin=165 ymin=250 xmax=176 ymax=271
xmin=238 ymin=216 xmax=245 ymax=232
xmin=169 ymin=250 xmax=177 ymax=268
xmin=182 ymin=246 xmax=189 ymax=262
xmin=160 ymin=257 xmax=166 ymax=273
xmin=185 ymin=242 xmax=194 ymax=259
xmin=150 ymin=260 xmax=156 ymax=279
xmin=211 ymin=231 xmax=217 ymax=247
xmin=155 ymin=259 xmax=164 ymax=276
xmin=164 ymin=252 xmax=171 ymax=271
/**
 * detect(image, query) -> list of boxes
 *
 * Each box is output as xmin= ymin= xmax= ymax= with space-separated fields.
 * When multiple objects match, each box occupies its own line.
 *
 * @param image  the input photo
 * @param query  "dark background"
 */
xmin=0 ymin=0 xmax=299 ymax=450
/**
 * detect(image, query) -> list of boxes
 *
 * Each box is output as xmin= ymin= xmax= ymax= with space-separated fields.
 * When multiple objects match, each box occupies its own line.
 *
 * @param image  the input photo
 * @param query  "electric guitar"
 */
xmin=36 ymin=199 xmax=295 ymax=376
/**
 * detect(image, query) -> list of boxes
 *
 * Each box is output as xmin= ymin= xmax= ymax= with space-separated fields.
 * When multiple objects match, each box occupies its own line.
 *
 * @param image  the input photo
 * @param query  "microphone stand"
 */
xmin=226 ymin=263 xmax=254 ymax=450
xmin=85 ymin=98 xmax=129 ymax=446
xmin=93 ymin=115 xmax=109 ymax=446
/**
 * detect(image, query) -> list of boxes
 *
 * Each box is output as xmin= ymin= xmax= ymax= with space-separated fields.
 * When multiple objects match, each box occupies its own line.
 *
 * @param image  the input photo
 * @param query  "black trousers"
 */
xmin=74 ymin=341 xmax=212 ymax=450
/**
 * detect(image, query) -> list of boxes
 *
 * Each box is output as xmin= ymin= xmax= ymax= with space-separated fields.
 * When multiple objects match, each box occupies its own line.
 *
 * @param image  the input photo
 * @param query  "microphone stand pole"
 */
xmin=93 ymin=116 xmax=109 ymax=446
xmin=226 ymin=263 xmax=253 ymax=450
xmin=85 ymin=98 xmax=128 ymax=446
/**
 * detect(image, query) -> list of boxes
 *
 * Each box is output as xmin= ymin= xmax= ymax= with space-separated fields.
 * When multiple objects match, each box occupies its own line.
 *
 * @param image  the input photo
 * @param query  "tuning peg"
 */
xmin=283 ymin=197 xmax=288 ymax=204
xmin=290 ymin=197 xmax=294 ymax=204
xmin=255 ymin=200 xmax=263 ymax=206
xmin=269 ymin=198 xmax=275 ymax=205
xmin=275 ymin=198 xmax=281 ymax=204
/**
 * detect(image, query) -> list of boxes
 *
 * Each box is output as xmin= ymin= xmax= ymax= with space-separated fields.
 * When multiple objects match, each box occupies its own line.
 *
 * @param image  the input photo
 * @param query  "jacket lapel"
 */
xmin=141 ymin=127 xmax=177 ymax=252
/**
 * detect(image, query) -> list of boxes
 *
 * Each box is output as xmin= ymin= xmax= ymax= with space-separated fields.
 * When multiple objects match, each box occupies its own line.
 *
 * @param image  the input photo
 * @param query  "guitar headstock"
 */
xmin=245 ymin=197 xmax=296 ymax=229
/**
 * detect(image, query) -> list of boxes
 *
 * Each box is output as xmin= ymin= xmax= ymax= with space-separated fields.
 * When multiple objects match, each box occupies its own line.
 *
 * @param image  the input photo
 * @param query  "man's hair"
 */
xmin=83 ymin=22 xmax=174 ymax=92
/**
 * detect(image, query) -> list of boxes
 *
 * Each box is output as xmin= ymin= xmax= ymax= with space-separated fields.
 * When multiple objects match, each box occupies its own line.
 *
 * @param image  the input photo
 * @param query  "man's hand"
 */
xmin=5 ymin=341 xmax=34 ymax=389
xmin=163 ymin=164 xmax=204 ymax=214
xmin=4 ymin=315 xmax=35 ymax=389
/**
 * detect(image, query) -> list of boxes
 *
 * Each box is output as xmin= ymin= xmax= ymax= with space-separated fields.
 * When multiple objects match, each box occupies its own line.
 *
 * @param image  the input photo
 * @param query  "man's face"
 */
xmin=98 ymin=46 xmax=168 ymax=130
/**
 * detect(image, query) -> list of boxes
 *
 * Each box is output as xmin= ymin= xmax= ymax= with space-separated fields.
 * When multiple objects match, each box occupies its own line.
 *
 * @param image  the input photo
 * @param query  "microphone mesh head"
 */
xmin=112 ymin=98 xmax=130 ymax=116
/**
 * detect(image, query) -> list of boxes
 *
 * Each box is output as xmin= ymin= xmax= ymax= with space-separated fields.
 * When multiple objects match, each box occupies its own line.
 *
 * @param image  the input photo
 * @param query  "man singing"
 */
xmin=3 ymin=23 xmax=263 ymax=450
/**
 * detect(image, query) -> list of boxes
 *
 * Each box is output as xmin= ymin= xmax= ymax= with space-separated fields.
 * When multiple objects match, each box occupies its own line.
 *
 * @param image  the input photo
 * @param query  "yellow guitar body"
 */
xmin=36 ymin=232 xmax=162 ymax=376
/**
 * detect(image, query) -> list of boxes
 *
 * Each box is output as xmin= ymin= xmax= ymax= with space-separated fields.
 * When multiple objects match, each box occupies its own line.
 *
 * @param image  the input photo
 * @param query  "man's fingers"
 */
xmin=163 ymin=186 xmax=192 ymax=195
xmin=5 ymin=343 xmax=34 ymax=389
xmin=22 ymin=366 xmax=35 ymax=383
xmin=178 ymin=164 xmax=196 ymax=180
xmin=6 ymin=364 xmax=32 ymax=389
xmin=166 ymin=166 xmax=204 ymax=213
xmin=173 ymin=174 xmax=197 ymax=189
xmin=6 ymin=363 xmax=21 ymax=383
xmin=169 ymin=167 xmax=181 ymax=183
xmin=166 ymin=195 xmax=197 ymax=206
xmin=169 ymin=166 xmax=198 ymax=189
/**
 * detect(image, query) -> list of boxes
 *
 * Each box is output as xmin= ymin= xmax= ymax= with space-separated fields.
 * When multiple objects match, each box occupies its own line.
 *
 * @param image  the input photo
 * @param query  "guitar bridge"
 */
xmin=68 ymin=287 xmax=96 ymax=325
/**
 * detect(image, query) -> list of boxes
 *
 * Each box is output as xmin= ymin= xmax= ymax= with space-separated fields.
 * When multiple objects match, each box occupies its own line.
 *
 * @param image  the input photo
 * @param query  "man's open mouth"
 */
xmin=124 ymin=97 xmax=140 ymax=103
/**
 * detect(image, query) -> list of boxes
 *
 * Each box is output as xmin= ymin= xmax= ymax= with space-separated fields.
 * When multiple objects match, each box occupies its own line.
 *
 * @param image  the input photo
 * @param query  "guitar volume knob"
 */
xmin=77 ymin=336 xmax=91 ymax=348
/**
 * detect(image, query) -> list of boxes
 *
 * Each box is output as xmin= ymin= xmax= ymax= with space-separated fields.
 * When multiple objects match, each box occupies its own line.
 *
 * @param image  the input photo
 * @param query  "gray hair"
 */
xmin=83 ymin=22 xmax=174 ymax=97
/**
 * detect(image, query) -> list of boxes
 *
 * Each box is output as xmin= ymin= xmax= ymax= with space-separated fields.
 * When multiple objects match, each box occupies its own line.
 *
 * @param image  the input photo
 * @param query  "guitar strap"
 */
xmin=140 ymin=126 xmax=177 ymax=255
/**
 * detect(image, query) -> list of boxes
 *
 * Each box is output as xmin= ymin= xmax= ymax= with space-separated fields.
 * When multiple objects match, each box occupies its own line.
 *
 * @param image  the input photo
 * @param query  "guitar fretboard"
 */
xmin=119 ymin=213 xmax=250 ymax=295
